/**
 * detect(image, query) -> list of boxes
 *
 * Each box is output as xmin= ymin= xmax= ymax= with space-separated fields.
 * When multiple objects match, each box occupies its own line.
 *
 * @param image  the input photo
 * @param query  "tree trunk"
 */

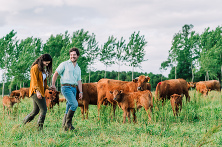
xmin=191 ymin=64 xmax=194 ymax=82
xmin=2 ymin=72 xmax=5 ymax=97
xmin=206 ymin=71 xmax=209 ymax=81
xmin=132 ymin=65 xmax=134 ymax=81
xmin=118 ymin=61 xmax=120 ymax=80
xmin=175 ymin=66 xmax=177 ymax=79
xmin=104 ymin=65 xmax=107 ymax=78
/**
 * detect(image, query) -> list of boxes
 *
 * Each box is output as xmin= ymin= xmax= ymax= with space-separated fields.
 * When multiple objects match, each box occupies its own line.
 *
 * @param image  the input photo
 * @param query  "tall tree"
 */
xmin=83 ymin=33 xmax=99 ymax=82
xmin=125 ymin=31 xmax=147 ymax=80
xmin=199 ymin=26 xmax=222 ymax=82
xmin=115 ymin=37 xmax=126 ymax=80
xmin=161 ymin=24 xmax=199 ymax=80
xmin=100 ymin=36 xmax=116 ymax=78
xmin=43 ymin=31 xmax=70 ymax=58
xmin=0 ymin=30 xmax=17 ymax=97
xmin=9 ymin=37 xmax=43 ymax=88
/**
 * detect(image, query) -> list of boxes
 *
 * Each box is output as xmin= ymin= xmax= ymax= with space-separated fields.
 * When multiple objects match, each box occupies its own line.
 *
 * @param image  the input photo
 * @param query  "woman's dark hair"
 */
xmin=31 ymin=54 xmax=53 ymax=79
xmin=69 ymin=47 xmax=80 ymax=56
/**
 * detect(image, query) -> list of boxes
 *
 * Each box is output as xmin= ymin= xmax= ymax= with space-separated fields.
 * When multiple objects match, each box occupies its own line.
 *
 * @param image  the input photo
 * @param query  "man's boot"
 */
xmin=23 ymin=114 xmax=35 ymax=125
xmin=64 ymin=110 xmax=75 ymax=131
xmin=62 ymin=113 xmax=67 ymax=128
xmin=37 ymin=114 xmax=46 ymax=131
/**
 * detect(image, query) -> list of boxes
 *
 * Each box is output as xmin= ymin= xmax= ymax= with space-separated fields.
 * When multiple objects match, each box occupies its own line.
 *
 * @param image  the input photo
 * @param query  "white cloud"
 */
xmin=0 ymin=0 xmax=222 ymax=81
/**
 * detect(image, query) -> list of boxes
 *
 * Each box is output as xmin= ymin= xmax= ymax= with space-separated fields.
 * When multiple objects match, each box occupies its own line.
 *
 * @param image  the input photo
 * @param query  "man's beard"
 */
xmin=71 ymin=58 xmax=77 ymax=63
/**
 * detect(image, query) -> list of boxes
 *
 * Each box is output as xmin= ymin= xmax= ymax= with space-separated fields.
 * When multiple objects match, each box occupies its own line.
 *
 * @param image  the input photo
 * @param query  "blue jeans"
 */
xmin=61 ymin=86 xmax=78 ymax=113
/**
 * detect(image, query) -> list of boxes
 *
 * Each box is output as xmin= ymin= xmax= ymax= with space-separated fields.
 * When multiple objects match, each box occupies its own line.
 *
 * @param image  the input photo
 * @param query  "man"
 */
xmin=51 ymin=47 xmax=83 ymax=131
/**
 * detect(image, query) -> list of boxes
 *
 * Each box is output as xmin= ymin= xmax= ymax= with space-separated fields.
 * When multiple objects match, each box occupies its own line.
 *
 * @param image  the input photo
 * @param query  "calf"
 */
xmin=110 ymin=90 xmax=153 ymax=123
xmin=10 ymin=90 xmax=20 ymax=98
xmin=196 ymin=82 xmax=208 ymax=96
xmin=45 ymin=89 xmax=60 ymax=109
xmin=19 ymin=87 xmax=29 ymax=99
xmin=3 ymin=96 xmax=20 ymax=114
xmin=170 ymin=94 xmax=182 ymax=116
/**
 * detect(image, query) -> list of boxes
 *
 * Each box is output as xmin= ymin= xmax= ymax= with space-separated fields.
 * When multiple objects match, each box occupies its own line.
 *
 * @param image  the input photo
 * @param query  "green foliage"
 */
xmin=125 ymin=31 xmax=147 ymax=80
xmin=162 ymin=24 xmax=200 ymax=80
xmin=199 ymin=26 xmax=222 ymax=81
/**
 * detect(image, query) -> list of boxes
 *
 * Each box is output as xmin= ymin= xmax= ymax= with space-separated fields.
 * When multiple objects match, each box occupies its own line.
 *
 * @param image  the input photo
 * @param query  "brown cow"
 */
xmin=187 ymin=82 xmax=196 ymax=90
xmin=155 ymin=79 xmax=190 ymax=103
xmin=97 ymin=75 xmax=151 ymax=118
xmin=136 ymin=75 xmax=151 ymax=91
xmin=19 ymin=87 xmax=30 ymax=99
xmin=3 ymin=96 xmax=20 ymax=114
xmin=196 ymin=81 xmax=208 ymax=96
xmin=76 ymin=82 xmax=98 ymax=119
xmin=59 ymin=97 xmax=66 ymax=102
xmin=45 ymin=89 xmax=60 ymax=109
xmin=110 ymin=90 xmax=153 ymax=123
xmin=170 ymin=94 xmax=183 ymax=116
xmin=203 ymin=80 xmax=221 ymax=91
xmin=10 ymin=90 xmax=20 ymax=98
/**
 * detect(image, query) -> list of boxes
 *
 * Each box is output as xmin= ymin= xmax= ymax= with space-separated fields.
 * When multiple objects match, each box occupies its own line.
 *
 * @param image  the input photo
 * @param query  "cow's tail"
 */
xmin=155 ymin=82 xmax=161 ymax=99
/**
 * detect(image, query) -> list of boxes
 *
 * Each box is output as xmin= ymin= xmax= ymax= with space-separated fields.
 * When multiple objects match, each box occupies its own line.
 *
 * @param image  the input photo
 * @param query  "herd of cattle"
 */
xmin=2 ymin=75 xmax=221 ymax=123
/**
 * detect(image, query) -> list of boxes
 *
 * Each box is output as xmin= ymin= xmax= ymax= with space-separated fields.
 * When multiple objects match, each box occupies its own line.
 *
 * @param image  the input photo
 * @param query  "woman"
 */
xmin=23 ymin=54 xmax=52 ymax=130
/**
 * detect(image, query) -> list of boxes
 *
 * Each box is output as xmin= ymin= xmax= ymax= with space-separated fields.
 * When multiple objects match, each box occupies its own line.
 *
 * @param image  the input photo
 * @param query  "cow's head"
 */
xmin=170 ymin=94 xmax=182 ymax=106
xmin=136 ymin=75 xmax=151 ymax=91
xmin=110 ymin=90 xmax=123 ymax=102
xmin=11 ymin=96 xmax=21 ymax=103
xmin=45 ymin=89 xmax=60 ymax=108
xmin=200 ymin=88 xmax=208 ymax=96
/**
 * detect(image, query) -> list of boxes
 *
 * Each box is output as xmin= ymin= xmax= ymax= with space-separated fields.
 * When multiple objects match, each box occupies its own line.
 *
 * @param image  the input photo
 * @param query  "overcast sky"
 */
xmin=1 ymin=0 xmax=222 ymax=82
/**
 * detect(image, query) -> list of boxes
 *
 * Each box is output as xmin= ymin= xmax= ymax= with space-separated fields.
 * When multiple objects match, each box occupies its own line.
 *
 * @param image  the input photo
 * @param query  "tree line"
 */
xmin=161 ymin=24 xmax=222 ymax=83
xmin=0 ymin=30 xmax=148 ymax=96
xmin=1 ymin=24 xmax=221 ymax=96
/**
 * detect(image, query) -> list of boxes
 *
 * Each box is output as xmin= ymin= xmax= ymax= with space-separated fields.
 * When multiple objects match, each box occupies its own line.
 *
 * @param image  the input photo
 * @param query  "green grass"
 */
xmin=0 ymin=90 xmax=222 ymax=146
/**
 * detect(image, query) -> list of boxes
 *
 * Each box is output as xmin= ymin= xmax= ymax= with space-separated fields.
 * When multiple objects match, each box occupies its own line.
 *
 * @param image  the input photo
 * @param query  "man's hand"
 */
xmin=51 ymin=85 xmax=57 ymax=91
xmin=79 ymin=93 xmax=83 ymax=99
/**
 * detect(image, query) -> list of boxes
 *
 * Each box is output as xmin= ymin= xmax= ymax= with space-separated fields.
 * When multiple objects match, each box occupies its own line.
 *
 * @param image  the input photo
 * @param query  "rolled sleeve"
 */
xmin=56 ymin=62 xmax=65 ymax=76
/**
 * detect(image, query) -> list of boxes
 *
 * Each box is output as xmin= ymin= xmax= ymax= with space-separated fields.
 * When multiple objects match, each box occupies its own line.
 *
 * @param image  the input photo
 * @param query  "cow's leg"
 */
xmin=123 ymin=110 xmax=127 ymax=124
xmin=97 ymin=95 xmax=104 ymax=120
xmin=80 ymin=106 xmax=85 ymax=120
xmin=184 ymin=92 xmax=190 ymax=102
xmin=85 ymin=104 xmax=89 ymax=119
xmin=112 ymin=104 xmax=116 ymax=119
xmin=131 ymin=109 xmax=136 ymax=123
xmin=127 ymin=109 xmax=131 ymax=123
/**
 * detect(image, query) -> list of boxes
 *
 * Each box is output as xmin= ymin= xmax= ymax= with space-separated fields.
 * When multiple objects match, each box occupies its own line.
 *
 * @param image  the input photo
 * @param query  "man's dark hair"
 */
xmin=69 ymin=47 xmax=80 ymax=56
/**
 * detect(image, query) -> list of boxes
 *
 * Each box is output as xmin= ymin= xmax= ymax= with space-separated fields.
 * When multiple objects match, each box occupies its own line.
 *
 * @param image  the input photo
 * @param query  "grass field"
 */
xmin=0 ymin=90 xmax=222 ymax=146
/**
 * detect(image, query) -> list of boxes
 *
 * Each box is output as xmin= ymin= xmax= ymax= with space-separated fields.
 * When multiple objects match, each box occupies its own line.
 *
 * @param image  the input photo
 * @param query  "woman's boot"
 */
xmin=62 ymin=113 xmax=67 ymax=128
xmin=37 ymin=114 xmax=46 ymax=131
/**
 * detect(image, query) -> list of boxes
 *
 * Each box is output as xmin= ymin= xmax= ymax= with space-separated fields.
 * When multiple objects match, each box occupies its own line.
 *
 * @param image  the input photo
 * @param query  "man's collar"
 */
xmin=68 ymin=59 xmax=78 ymax=66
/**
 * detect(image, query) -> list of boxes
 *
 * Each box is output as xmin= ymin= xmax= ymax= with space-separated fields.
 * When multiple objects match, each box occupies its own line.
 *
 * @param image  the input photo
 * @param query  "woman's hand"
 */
xmin=36 ymin=91 xmax=42 ymax=99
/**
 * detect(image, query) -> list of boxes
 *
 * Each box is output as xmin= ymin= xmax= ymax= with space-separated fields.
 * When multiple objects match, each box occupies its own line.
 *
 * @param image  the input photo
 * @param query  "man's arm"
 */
xmin=51 ymin=71 xmax=59 ymax=90
xmin=78 ymin=80 xmax=83 ymax=99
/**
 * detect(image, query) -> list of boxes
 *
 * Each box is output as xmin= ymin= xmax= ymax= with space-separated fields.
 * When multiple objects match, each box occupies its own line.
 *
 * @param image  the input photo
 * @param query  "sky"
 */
xmin=0 ymin=0 xmax=222 ymax=82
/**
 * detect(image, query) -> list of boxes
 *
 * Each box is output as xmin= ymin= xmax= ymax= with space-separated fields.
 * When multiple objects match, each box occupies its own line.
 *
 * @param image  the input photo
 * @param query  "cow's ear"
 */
xmin=109 ymin=91 xmax=113 ymax=94
xmin=133 ymin=78 xmax=138 ymax=83
xmin=146 ymin=76 xmax=150 ymax=82
xmin=120 ymin=90 xmax=123 ymax=94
